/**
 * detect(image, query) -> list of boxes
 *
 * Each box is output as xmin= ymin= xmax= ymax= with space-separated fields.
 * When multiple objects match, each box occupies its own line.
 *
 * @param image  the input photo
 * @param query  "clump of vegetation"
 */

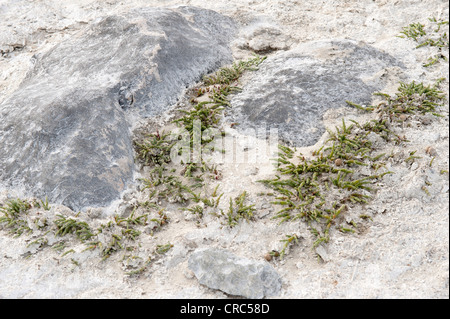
xmin=346 ymin=79 xmax=446 ymax=146
xmin=115 ymin=209 xmax=149 ymax=227
xmin=265 ymin=234 xmax=300 ymax=262
xmin=123 ymin=242 xmax=173 ymax=277
xmin=175 ymin=55 xmax=266 ymax=139
xmin=203 ymin=55 xmax=267 ymax=86
xmin=347 ymin=79 xmax=446 ymax=118
xmin=398 ymin=17 xmax=449 ymax=67
xmin=95 ymin=209 xmax=164 ymax=261
xmin=0 ymin=198 xmax=31 ymax=217
xmin=100 ymin=233 xmax=125 ymax=261
xmin=260 ymin=79 xmax=446 ymax=257
xmin=183 ymin=188 xmax=256 ymax=228
xmin=142 ymin=169 xmax=193 ymax=204
xmin=279 ymin=234 xmax=299 ymax=259
xmin=54 ymin=215 xmax=95 ymax=242
xmin=221 ymin=191 xmax=256 ymax=228
xmin=134 ymin=131 xmax=176 ymax=167
xmin=0 ymin=199 xmax=32 ymax=237
xmin=156 ymin=242 xmax=174 ymax=255
xmin=399 ymin=22 xmax=427 ymax=42
xmin=260 ymin=125 xmax=385 ymax=248
xmin=174 ymin=99 xmax=228 ymax=138
xmin=30 ymin=196 xmax=51 ymax=211
xmin=0 ymin=194 xmax=170 ymax=274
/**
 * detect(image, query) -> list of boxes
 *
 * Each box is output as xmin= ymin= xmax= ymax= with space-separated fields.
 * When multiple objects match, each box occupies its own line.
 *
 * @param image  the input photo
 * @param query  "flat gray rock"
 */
xmin=0 ymin=6 xmax=235 ymax=211
xmin=188 ymin=247 xmax=282 ymax=299
xmin=227 ymin=39 xmax=405 ymax=146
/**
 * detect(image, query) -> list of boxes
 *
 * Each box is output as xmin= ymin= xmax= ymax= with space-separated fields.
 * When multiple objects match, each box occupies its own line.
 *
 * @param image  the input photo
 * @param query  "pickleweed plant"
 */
xmin=0 ymin=198 xmax=32 ymax=237
xmin=399 ymin=17 xmax=449 ymax=67
xmin=261 ymin=78 xmax=446 ymax=256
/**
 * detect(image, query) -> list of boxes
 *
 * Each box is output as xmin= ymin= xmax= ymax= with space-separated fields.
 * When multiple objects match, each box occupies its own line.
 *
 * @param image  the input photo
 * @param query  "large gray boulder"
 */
xmin=188 ymin=247 xmax=282 ymax=299
xmin=227 ymin=39 xmax=405 ymax=146
xmin=0 ymin=6 xmax=235 ymax=211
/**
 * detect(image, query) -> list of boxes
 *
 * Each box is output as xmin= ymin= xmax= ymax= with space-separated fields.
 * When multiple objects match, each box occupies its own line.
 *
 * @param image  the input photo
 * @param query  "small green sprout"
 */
xmin=279 ymin=234 xmax=299 ymax=260
xmin=156 ymin=243 xmax=173 ymax=255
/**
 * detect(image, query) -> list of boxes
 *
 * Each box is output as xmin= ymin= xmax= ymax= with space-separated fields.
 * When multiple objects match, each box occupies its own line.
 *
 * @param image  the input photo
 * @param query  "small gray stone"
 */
xmin=315 ymin=245 xmax=330 ymax=262
xmin=188 ymin=247 xmax=282 ymax=299
xmin=420 ymin=117 xmax=433 ymax=125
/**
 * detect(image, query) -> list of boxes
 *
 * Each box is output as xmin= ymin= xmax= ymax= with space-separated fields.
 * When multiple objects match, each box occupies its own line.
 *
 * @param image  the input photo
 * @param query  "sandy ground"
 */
xmin=0 ymin=0 xmax=448 ymax=299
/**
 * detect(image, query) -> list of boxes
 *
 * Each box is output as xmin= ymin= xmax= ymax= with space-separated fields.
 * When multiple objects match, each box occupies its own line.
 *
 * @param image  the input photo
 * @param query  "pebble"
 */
xmin=425 ymin=146 xmax=437 ymax=157
xmin=184 ymin=269 xmax=195 ymax=279
xmin=420 ymin=117 xmax=432 ymax=125
xmin=315 ymin=245 xmax=330 ymax=262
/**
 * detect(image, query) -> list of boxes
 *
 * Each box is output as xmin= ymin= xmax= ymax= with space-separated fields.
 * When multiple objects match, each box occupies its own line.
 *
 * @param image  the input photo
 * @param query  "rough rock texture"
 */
xmin=188 ymin=247 xmax=282 ymax=299
xmin=227 ymin=39 xmax=405 ymax=146
xmin=0 ymin=0 xmax=448 ymax=302
xmin=0 ymin=6 xmax=235 ymax=211
xmin=233 ymin=17 xmax=293 ymax=54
